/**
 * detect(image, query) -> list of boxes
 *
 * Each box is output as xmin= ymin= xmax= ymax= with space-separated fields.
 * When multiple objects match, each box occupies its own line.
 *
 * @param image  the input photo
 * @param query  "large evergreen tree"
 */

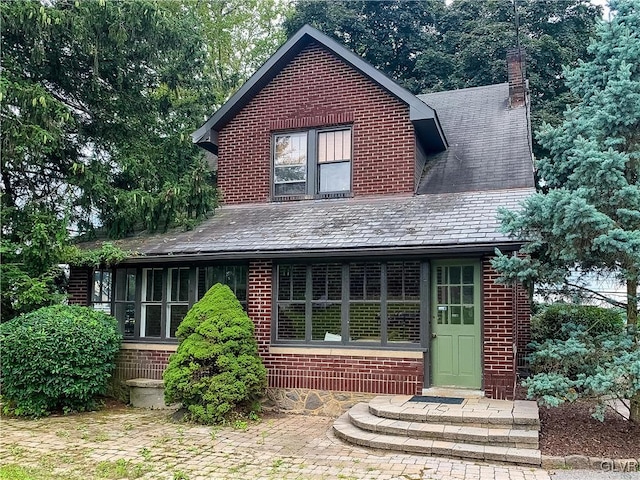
xmin=0 ymin=0 xmax=286 ymax=320
xmin=492 ymin=0 xmax=639 ymax=420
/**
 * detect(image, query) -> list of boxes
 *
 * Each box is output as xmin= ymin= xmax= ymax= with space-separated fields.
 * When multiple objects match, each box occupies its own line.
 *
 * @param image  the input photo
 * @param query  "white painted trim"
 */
xmin=269 ymin=346 xmax=422 ymax=359
xmin=121 ymin=343 xmax=178 ymax=352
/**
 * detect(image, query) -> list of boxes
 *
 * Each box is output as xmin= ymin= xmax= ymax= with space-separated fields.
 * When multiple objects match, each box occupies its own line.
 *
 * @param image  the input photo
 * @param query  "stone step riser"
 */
xmin=333 ymin=414 xmax=542 ymax=467
xmin=349 ymin=415 xmax=538 ymax=448
xmin=368 ymin=405 xmax=540 ymax=431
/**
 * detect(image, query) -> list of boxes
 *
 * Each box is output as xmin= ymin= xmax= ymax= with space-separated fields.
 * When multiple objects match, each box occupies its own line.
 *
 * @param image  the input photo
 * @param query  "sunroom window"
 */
xmin=91 ymin=265 xmax=247 ymax=342
xmin=275 ymin=261 xmax=423 ymax=347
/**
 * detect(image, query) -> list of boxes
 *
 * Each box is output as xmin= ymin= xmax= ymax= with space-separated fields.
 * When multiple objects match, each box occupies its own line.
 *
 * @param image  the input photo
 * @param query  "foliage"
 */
xmin=182 ymin=0 xmax=290 ymax=110
xmin=163 ymin=284 xmax=267 ymax=424
xmin=1 ymin=0 xmax=218 ymax=239
xmin=285 ymin=0 xmax=601 ymax=154
xmin=524 ymin=323 xmax=639 ymax=421
xmin=0 ymin=305 xmax=122 ymax=417
xmin=492 ymin=0 xmax=640 ymax=325
xmin=531 ymin=304 xmax=624 ymax=343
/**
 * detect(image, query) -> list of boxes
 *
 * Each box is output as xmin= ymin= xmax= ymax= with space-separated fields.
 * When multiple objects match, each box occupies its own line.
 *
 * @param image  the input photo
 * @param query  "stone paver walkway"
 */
xmin=0 ymin=406 xmax=552 ymax=480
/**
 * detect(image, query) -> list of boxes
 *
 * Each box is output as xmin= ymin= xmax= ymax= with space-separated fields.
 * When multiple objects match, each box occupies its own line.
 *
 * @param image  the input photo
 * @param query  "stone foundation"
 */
xmin=264 ymin=387 xmax=374 ymax=416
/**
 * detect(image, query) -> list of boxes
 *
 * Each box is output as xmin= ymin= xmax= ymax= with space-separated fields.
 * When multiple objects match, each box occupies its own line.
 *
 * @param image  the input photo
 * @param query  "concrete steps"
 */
xmin=333 ymin=395 xmax=541 ymax=466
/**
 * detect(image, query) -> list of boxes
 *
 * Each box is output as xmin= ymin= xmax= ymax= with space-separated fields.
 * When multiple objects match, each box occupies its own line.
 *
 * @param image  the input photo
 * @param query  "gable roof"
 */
xmin=192 ymin=24 xmax=447 ymax=154
xmin=81 ymin=188 xmax=533 ymax=263
xmin=417 ymin=83 xmax=535 ymax=194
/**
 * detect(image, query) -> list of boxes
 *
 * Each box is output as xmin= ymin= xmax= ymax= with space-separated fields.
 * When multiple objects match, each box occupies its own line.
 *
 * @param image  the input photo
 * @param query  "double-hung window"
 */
xmin=273 ymin=127 xmax=352 ymax=199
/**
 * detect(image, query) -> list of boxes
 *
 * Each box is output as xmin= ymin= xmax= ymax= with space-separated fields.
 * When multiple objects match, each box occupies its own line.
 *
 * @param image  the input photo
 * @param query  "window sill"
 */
xmin=121 ymin=341 xmax=178 ymax=351
xmin=269 ymin=345 xmax=424 ymax=358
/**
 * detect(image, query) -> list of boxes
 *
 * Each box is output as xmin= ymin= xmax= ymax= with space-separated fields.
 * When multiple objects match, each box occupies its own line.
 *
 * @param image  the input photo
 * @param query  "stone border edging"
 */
xmin=542 ymin=454 xmax=640 ymax=472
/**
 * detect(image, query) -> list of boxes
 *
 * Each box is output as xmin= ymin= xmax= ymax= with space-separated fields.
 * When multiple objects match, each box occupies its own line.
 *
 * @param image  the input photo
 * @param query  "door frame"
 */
xmin=427 ymin=259 xmax=482 ymax=389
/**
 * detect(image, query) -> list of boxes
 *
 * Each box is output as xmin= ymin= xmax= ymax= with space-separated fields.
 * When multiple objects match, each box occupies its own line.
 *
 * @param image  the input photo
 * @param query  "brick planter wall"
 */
xmin=217 ymin=41 xmax=416 ymax=204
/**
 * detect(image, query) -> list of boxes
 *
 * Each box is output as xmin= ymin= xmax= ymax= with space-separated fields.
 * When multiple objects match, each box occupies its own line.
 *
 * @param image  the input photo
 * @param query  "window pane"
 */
xmin=463 ymin=266 xmax=474 ymax=284
xmin=365 ymin=264 xmax=381 ymax=300
xmin=145 ymin=269 xmax=163 ymax=302
xmin=275 ymin=133 xmax=307 ymax=166
xmin=275 ymin=181 xmax=306 ymax=196
xmin=318 ymin=130 xmax=351 ymax=162
xmin=311 ymin=303 xmax=342 ymax=341
xmin=350 ymin=264 xmax=364 ymax=300
xmin=387 ymin=303 xmax=420 ymax=343
xmin=311 ymin=263 xmax=341 ymax=301
xmin=171 ymin=269 xmax=179 ymax=302
xmin=278 ymin=265 xmax=292 ymax=301
xmin=319 ymin=162 xmax=350 ymax=192
xmin=450 ymin=286 xmax=461 ymax=304
xmin=387 ymin=262 xmax=403 ymax=300
xmin=463 ymin=306 xmax=475 ymax=325
xmin=115 ymin=269 xmax=136 ymax=302
xmin=170 ymin=268 xmax=189 ymax=302
xmin=463 ymin=285 xmax=474 ymax=304
xmin=450 ymin=305 xmax=461 ymax=325
xmin=291 ymin=265 xmax=306 ymax=301
xmin=449 ymin=266 xmax=461 ymax=284
xmin=92 ymin=270 xmax=112 ymax=303
xmin=349 ymin=303 xmax=380 ymax=342
xmin=277 ymin=304 xmax=306 ymax=340
xmin=274 ymin=165 xmax=306 ymax=183
xmin=115 ymin=302 xmax=136 ymax=338
xmin=404 ymin=262 xmax=420 ymax=300
xmin=143 ymin=305 xmax=162 ymax=337
xmin=168 ymin=304 xmax=189 ymax=338
xmin=93 ymin=303 xmax=111 ymax=314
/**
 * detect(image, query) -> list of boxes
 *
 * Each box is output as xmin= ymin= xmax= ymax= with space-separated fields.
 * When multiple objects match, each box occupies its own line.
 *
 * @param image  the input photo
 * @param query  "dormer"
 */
xmin=192 ymin=25 xmax=447 ymax=204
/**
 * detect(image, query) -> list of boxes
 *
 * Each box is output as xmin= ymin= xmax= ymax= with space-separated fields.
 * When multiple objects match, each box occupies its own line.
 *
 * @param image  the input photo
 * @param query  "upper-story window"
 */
xmin=273 ymin=127 xmax=352 ymax=199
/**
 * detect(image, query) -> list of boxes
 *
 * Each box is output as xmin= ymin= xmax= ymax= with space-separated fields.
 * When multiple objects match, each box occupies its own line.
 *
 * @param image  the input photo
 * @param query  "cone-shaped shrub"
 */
xmin=163 ymin=283 xmax=267 ymax=424
xmin=0 ymin=305 xmax=121 ymax=417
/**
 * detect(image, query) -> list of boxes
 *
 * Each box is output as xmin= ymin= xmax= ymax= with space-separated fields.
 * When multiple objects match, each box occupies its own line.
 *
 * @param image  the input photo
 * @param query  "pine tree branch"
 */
xmin=562 ymin=281 xmax=627 ymax=309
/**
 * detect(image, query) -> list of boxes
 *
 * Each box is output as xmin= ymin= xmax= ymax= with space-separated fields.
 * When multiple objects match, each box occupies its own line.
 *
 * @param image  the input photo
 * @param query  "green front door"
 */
xmin=431 ymin=261 xmax=481 ymax=388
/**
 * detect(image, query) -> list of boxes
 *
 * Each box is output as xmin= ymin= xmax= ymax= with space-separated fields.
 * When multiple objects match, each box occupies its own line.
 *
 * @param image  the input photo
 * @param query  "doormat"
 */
xmin=407 ymin=395 xmax=464 ymax=404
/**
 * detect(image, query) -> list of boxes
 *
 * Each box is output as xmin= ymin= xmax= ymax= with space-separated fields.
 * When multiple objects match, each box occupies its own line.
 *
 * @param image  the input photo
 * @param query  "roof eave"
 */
xmin=111 ymin=241 xmax=525 ymax=266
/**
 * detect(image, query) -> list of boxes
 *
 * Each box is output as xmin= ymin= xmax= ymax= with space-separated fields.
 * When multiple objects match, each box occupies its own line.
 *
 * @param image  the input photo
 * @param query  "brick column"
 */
xmin=68 ymin=267 xmax=91 ymax=306
xmin=247 ymin=260 xmax=273 ymax=356
xmin=482 ymin=258 xmax=516 ymax=400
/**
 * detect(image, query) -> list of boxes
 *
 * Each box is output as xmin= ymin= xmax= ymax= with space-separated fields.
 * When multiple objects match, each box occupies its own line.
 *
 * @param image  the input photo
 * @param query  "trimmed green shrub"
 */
xmin=0 ymin=305 xmax=121 ymax=416
xmin=530 ymin=304 xmax=624 ymax=343
xmin=163 ymin=283 xmax=267 ymax=424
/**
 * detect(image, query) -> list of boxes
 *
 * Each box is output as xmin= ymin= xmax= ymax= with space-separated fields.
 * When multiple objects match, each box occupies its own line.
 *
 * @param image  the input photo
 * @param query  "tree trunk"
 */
xmin=628 ymin=277 xmax=639 ymax=423
xmin=628 ymin=276 xmax=638 ymax=328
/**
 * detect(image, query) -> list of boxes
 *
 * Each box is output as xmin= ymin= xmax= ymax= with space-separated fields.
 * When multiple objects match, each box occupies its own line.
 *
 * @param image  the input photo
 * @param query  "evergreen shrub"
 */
xmin=0 ymin=305 xmax=121 ymax=416
xmin=163 ymin=283 xmax=267 ymax=424
xmin=530 ymin=304 xmax=624 ymax=342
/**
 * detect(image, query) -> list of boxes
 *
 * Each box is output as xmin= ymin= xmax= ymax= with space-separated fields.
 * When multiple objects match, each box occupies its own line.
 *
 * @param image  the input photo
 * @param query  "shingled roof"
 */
xmin=417 ymin=83 xmax=535 ymax=195
xmin=87 ymin=188 xmax=533 ymax=262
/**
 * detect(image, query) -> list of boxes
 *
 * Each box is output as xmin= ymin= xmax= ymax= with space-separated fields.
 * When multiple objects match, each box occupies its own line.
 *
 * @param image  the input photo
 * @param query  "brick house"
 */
xmin=71 ymin=25 xmax=534 ymax=402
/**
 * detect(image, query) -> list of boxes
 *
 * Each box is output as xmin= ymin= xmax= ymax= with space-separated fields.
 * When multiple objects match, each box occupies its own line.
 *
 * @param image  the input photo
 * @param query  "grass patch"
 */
xmin=0 ymin=464 xmax=81 ymax=480
xmin=95 ymin=459 xmax=149 ymax=479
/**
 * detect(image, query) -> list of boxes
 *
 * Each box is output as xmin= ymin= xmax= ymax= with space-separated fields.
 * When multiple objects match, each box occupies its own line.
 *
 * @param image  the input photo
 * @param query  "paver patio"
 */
xmin=0 ymin=406 xmax=552 ymax=480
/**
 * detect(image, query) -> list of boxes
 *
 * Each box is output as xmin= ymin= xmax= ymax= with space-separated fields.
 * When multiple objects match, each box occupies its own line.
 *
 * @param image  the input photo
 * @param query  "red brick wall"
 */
xmin=68 ymin=267 xmax=90 ymax=305
xmin=248 ymin=260 xmax=423 ymax=395
xmin=217 ymin=42 xmax=416 ymax=204
xmin=114 ymin=349 xmax=172 ymax=381
xmin=482 ymin=258 xmax=516 ymax=400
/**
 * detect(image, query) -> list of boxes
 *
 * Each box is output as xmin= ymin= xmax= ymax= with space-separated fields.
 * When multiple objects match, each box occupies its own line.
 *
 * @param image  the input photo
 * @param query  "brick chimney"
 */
xmin=507 ymin=47 xmax=526 ymax=108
